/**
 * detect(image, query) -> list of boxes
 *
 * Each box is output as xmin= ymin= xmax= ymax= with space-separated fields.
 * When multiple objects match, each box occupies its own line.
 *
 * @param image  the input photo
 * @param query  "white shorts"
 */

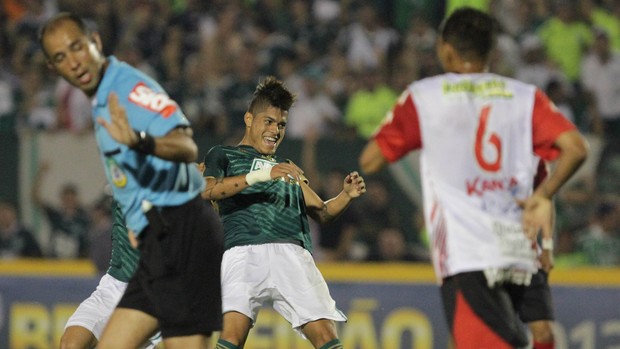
xmin=221 ymin=243 xmax=347 ymax=331
xmin=64 ymin=274 xmax=161 ymax=348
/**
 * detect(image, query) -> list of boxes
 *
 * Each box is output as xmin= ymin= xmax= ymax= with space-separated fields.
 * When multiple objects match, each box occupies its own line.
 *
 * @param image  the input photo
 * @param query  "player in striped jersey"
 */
xmin=203 ymin=76 xmax=366 ymax=349
xmin=60 ymin=199 xmax=160 ymax=349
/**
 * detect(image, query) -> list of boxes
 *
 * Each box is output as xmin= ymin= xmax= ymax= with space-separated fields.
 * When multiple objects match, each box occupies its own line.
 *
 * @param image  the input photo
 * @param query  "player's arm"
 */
xmin=533 ymin=130 xmax=588 ymax=200
xmin=359 ymin=90 xmax=422 ymax=175
xmin=523 ymin=130 xmax=588 ymax=240
xmin=302 ymin=171 xmax=366 ymax=224
xmin=202 ymin=175 xmax=250 ymax=201
xmin=201 ymin=161 xmax=305 ymax=201
xmin=522 ymin=90 xmax=589 ymax=241
xmin=97 ymin=93 xmax=198 ymax=163
xmin=359 ymin=140 xmax=389 ymax=174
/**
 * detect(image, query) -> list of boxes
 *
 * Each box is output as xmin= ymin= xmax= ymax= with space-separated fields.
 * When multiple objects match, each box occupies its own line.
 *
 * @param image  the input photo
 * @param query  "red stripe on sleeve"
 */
xmin=373 ymin=91 xmax=422 ymax=163
xmin=532 ymin=89 xmax=577 ymax=161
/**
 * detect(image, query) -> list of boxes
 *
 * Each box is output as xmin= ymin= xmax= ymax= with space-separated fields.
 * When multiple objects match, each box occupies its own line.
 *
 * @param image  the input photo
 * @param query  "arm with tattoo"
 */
xmin=201 ymin=175 xmax=250 ymax=201
xmin=302 ymin=171 xmax=367 ymax=224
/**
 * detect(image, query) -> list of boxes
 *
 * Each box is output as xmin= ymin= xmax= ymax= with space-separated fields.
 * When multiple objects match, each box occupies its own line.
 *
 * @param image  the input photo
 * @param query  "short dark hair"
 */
xmin=38 ymin=12 xmax=92 ymax=57
xmin=248 ymin=76 xmax=295 ymax=114
xmin=439 ymin=7 xmax=497 ymax=62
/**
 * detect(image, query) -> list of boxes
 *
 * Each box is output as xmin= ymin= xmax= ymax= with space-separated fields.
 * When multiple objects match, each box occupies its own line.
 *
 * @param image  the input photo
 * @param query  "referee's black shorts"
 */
xmin=118 ymin=195 xmax=224 ymax=338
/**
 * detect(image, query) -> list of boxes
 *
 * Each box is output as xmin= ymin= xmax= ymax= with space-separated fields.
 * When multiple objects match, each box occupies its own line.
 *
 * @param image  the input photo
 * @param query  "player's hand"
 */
xmin=128 ymin=229 xmax=139 ymax=249
xmin=343 ymin=171 xmax=366 ymax=199
xmin=96 ymin=93 xmax=139 ymax=147
xmin=196 ymin=162 xmax=206 ymax=174
xmin=539 ymin=249 xmax=554 ymax=273
xmin=519 ymin=195 xmax=553 ymax=242
xmin=271 ymin=162 xmax=304 ymax=183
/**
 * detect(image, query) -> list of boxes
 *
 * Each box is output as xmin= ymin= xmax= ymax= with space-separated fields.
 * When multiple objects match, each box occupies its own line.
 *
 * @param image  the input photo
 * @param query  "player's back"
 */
xmin=410 ymin=72 xmax=539 ymax=277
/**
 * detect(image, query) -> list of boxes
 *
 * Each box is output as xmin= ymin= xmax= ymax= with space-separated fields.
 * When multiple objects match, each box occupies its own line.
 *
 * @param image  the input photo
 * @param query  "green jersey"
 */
xmin=107 ymin=200 xmax=140 ymax=282
xmin=204 ymin=145 xmax=313 ymax=252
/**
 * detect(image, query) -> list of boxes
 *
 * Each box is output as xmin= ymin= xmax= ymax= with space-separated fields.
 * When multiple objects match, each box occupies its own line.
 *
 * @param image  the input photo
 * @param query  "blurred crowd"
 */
xmin=1 ymin=0 xmax=620 ymax=269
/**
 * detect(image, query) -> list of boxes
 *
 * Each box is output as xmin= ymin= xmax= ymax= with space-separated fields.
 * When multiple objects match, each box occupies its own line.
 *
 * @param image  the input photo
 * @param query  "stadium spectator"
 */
xmin=595 ymin=137 xmax=620 ymax=195
xmin=445 ymin=0 xmax=490 ymax=16
xmin=344 ymin=67 xmax=398 ymax=139
xmin=0 ymin=56 xmax=18 ymax=133
xmin=300 ymin=129 xmax=361 ymax=262
xmin=54 ymin=78 xmax=92 ymax=134
xmin=218 ymin=42 xmax=262 ymax=139
xmin=546 ymin=79 xmax=576 ymax=124
xmin=18 ymin=60 xmax=57 ymax=130
xmin=579 ymin=0 xmax=620 ymax=52
xmin=366 ymin=227 xmax=427 ymax=262
xmin=580 ymin=28 xmax=620 ymax=140
xmin=178 ymin=53 xmax=227 ymax=137
xmin=87 ymin=197 xmax=113 ymax=274
xmin=322 ymin=48 xmax=354 ymax=112
xmin=354 ymin=178 xmax=403 ymax=260
xmin=287 ymin=66 xmax=342 ymax=140
xmin=537 ymin=0 xmax=593 ymax=84
xmin=515 ymin=33 xmax=570 ymax=92
xmin=0 ymin=200 xmax=42 ymax=258
xmin=576 ymin=200 xmax=620 ymax=265
xmin=253 ymin=15 xmax=294 ymax=76
xmin=336 ymin=2 xmax=399 ymax=72
xmin=31 ymin=162 xmax=90 ymax=259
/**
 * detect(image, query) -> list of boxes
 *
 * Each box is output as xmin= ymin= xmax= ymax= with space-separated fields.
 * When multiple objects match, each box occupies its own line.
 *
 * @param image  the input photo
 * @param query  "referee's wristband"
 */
xmin=130 ymin=130 xmax=155 ymax=154
xmin=246 ymin=168 xmax=272 ymax=186
xmin=541 ymin=238 xmax=553 ymax=251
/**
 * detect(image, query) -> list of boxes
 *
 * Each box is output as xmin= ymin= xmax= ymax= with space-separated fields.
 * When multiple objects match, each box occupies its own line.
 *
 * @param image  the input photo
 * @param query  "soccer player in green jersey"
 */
xmin=202 ymin=76 xmax=366 ymax=349
xmin=60 ymin=199 xmax=160 ymax=349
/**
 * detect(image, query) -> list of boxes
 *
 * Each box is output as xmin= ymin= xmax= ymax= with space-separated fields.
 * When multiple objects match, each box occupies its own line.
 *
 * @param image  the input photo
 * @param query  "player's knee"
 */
xmin=302 ymin=319 xmax=338 ymax=348
xmin=531 ymin=323 xmax=554 ymax=343
xmin=60 ymin=326 xmax=98 ymax=349
xmin=59 ymin=335 xmax=88 ymax=349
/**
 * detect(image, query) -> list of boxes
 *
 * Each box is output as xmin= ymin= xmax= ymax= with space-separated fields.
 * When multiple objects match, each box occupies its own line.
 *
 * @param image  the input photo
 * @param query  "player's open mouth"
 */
xmin=264 ymin=136 xmax=278 ymax=146
xmin=78 ymin=71 xmax=91 ymax=85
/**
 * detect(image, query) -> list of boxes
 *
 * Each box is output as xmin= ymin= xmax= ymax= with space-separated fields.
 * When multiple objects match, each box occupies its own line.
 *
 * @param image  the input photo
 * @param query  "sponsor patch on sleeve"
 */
xmin=128 ymin=82 xmax=178 ymax=117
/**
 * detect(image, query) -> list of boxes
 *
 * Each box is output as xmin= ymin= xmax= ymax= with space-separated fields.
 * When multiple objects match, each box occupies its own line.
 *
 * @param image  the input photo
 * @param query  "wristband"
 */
xmin=541 ymin=238 xmax=553 ymax=250
xmin=130 ymin=130 xmax=155 ymax=154
xmin=245 ymin=167 xmax=272 ymax=186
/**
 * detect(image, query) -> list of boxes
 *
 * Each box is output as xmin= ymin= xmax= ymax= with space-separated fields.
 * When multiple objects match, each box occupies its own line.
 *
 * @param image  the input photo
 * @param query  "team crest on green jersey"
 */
xmin=251 ymin=158 xmax=277 ymax=171
xmin=106 ymin=158 xmax=127 ymax=188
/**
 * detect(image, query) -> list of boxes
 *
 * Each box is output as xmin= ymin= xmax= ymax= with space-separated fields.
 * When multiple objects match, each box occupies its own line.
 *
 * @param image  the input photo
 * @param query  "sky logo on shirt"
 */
xmin=128 ymin=82 xmax=177 ymax=117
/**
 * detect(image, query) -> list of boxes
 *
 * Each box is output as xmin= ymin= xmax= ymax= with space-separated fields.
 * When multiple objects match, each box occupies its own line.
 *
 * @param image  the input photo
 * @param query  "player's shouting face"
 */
xmin=244 ymin=106 xmax=287 ymax=155
xmin=41 ymin=18 xmax=106 ymax=97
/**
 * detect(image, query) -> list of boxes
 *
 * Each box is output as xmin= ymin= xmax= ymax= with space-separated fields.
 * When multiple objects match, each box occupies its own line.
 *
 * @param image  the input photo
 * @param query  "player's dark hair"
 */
xmin=248 ymin=76 xmax=296 ymax=114
xmin=439 ymin=7 xmax=497 ymax=63
xmin=38 ymin=12 xmax=93 ymax=57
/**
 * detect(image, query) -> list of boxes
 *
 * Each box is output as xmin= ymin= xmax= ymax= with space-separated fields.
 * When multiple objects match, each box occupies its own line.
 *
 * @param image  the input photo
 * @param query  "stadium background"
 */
xmin=1 ymin=0 xmax=620 ymax=348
